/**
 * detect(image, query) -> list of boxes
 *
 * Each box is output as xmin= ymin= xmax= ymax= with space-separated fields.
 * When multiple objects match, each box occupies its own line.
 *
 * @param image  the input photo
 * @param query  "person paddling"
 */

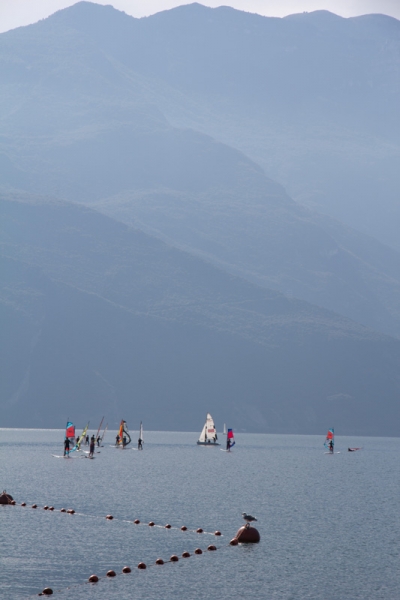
xmin=89 ymin=435 xmax=95 ymax=458
xmin=64 ymin=437 xmax=70 ymax=457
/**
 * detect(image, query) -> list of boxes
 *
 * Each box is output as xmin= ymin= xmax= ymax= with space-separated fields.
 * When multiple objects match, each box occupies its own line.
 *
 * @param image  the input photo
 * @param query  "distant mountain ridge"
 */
xmin=2 ymin=192 xmax=400 ymax=435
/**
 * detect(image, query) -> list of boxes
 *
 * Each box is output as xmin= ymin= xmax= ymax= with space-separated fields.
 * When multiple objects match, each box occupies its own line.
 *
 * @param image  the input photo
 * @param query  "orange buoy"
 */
xmin=43 ymin=505 xmax=49 ymax=510
xmin=122 ymin=566 xmax=131 ymax=573
xmin=194 ymin=548 xmax=203 ymax=555
xmin=148 ymin=521 xmax=155 ymax=527
xmin=196 ymin=528 xmax=203 ymax=533
xmin=137 ymin=562 xmax=147 ymax=569
xmin=235 ymin=525 xmax=260 ymax=543
xmin=88 ymin=575 xmax=99 ymax=583
xmin=182 ymin=551 xmax=190 ymax=558
xmin=134 ymin=519 xmax=140 ymax=524
xmin=32 ymin=504 xmax=37 ymax=509
xmin=170 ymin=555 xmax=179 ymax=562
xmin=49 ymin=507 xmax=54 ymax=511
xmin=60 ymin=508 xmax=66 ymax=513
xmin=207 ymin=545 xmax=217 ymax=551
xmin=42 ymin=588 xmax=53 ymax=595
xmin=155 ymin=558 xmax=164 ymax=565
xmin=230 ymin=538 xmax=239 ymax=546
xmin=106 ymin=515 xmax=113 ymax=520
xmin=106 ymin=570 xmax=116 ymax=577
xmin=165 ymin=524 xmax=171 ymax=529
xmin=180 ymin=525 xmax=187 ymax=531
xmin=214 ymin=531 xmax=222 ymax=536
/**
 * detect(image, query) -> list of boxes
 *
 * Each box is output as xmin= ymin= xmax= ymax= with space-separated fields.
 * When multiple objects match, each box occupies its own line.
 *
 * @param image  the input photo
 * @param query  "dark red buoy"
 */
xmin=137 ymin=562 xmax=147 ymax=569
xmin=42 ymin=588 xmax=53 ymax=595
xmin=11 ymin=500 xmax=16 ymax=505
xmin=32 ymin=504 xmax=37 ymax=509
xmin=194 ymin=548 xmax=203 ymax=555
xmin=67 ymin=509 xmax=75 ymax=514
xmin=182 ymin=551 xmax=190 ymax=558
xmin=214 ymin=531 xmax=222 ymax=536
xmin=170 ymin=555 xmax=179 ymax=562
xmin=21 ymin=502 xmax=26 ymax=507
xmin=235 ymin=525 xmax=260 ymax=543
xmin=165 ymin=524 xmax=171 ymax=529
xmin=88 ymin=575 xmax=99 ymax=583
xmin=0 ymin=491 xmax=14 ymax=505
xmin=230 ymin=538 xmax=239 ymax=546
xmin=155 ymin=558 xmax=164 ymax=565
xmin=122 ymin=566 xmax=131 ymax=573
xmin=134 ymin=519 xmax=140 ymax=524
xmin=207 ymin=545 xmax=217 ymax=551
xmin=106 ymin=570 xmax=116 ymax=577
xmin=60 ymin=508 xmax=66 ymax=513
xmin=180 ymin=525 xmax=187 ymax=531
xmin=49 ymin=507 xmax=54 ymax=511
xmin=106 ymin=515 xmax=113 ymax=520
xmin=196 ymin=528 xmax=203 ymax=533
xmin=43 ymin=505 xmax=49 ymax=510
xmin=148 ymin=521 xmax=155 ymax=527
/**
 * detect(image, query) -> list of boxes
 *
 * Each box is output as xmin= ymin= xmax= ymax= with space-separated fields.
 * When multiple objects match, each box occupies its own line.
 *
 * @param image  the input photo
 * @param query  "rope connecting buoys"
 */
xmin=182 ymin=551 xmax=190 ymax=558
xmin=207 ymin=545 xmax=217 ymax=551
xmin=155 ymin=558 xmax=164 ymax=565
xmin=137 ymin=562 xmax=147 ymax=569
xmin=148 ymin=521 xmax=155 ymax=527
xmin=88 ymin=575 xmax=98 ymax=583
xmin=194 ymin=548 xmax=203 ymax=554
xmin=122 ymin=566 xmax=131 ymax=573
xmin=180 ymin=525 xmax=187 ymax=531
xmin=196 ymin=528 xmax=203 ymax=533
xmin=106 ymin=570 xmax=116 ymax=577
xmin=170 ymin=555 xmax=179 ymax=562
xmin=106 ymin=515 xmax=113 ymax=520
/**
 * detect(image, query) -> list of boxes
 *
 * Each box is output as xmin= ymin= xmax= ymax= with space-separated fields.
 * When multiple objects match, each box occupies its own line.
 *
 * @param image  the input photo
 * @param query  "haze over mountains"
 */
xmin=1 ymin=2 xmax=400 ymax=434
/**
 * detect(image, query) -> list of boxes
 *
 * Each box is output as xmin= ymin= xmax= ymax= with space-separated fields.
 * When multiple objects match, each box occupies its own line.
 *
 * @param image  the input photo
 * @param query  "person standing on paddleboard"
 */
xmin=89 ymin=435 xmax=95 ymax=458
xmin=64 ymin=437 xmax=70 ymax=457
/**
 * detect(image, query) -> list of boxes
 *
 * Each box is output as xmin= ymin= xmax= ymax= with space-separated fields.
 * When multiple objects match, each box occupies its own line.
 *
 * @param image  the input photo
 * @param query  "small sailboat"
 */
xmin=223 ymin=423 xmax=227 ymax=435
xmin=197 ymin=413 xmax=220 ymax=446
xmin=324 ymin=428 xmax=339 ymax=454
xmin=115 ymin=420 xmax=131 ymax=448
xmin=100 ymin=423 xmax=108 ymax=446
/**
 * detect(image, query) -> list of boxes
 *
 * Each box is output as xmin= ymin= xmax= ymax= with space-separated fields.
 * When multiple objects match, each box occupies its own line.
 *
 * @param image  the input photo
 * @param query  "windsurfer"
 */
xmin=138 ymin=437 xmax=143 ymax=450
xmin=123 ymin=435 xmax=127 ymax=447
xmin=64 ymin=437 xmax=70 ymax=456
xmin=89 ymin=435 xmax=95 ymax=458
xmin=329 ymin=439 xmax=334 ymax=453
xmin=96 ymin=436 xmax=101 ymax=447
xmin=116 ymin=434 xmax=120 ymax=446
xmin=226 ymin=438 xmax=231 ymax=451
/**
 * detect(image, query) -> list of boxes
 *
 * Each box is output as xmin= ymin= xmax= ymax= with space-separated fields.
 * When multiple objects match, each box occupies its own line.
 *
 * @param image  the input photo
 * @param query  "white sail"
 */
xmin=139 ymin=421 xmax=143 ymax=441
xmin=223 ymin=423 xmax=227 ymax=435
xmin=198 ymin=423 xmax=207 ymax=443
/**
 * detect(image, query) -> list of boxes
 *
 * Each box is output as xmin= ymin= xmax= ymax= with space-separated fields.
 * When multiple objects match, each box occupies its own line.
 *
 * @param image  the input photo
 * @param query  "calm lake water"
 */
xmin=0 ymin=429 xmax=399 ymax=599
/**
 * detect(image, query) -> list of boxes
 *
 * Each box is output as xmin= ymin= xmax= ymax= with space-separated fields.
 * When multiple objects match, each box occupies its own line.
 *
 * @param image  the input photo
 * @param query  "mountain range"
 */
xmin=1 ymin=2 xmax=399 ymax=434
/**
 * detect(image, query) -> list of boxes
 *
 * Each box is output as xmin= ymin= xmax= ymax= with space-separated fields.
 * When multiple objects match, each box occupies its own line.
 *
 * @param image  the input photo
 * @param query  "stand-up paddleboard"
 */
xmin=51 ymin=454 xmax=79 ymax=459
xmin=83 ymin=450 xmax=100 ymax=454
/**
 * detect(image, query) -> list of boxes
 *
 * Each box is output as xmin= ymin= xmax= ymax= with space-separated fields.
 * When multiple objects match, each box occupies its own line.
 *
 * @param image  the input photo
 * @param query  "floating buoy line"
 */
xmin=12 ymin=499 xmax=223 ymax=537
xmin=3 ymin=499 xmax=258 ymax=597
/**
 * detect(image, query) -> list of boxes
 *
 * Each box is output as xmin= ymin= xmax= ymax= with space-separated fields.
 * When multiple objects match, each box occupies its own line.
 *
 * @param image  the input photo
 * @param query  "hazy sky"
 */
xmin=1 ymin=0 xmax=399 ymax=33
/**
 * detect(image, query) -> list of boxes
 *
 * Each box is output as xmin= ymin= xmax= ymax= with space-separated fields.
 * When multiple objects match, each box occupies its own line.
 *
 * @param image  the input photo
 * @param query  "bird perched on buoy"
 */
xmin=242 ymin=512 xmax=257 ymax=528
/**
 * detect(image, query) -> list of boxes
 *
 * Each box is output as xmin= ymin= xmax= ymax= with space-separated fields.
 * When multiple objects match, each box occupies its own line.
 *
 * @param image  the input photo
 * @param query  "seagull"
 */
xmin=242 ymin=512 xmax=257 ymax=528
